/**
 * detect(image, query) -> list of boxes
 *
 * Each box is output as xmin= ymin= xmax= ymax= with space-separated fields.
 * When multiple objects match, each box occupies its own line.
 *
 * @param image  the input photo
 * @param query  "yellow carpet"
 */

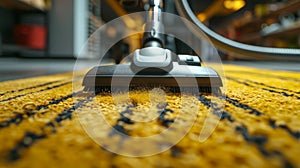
xmin=0 ymin=65 xmax=299 ymax=168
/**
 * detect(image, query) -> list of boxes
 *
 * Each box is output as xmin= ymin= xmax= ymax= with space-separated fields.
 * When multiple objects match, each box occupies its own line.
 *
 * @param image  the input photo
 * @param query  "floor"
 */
xmin=0 ymin=57 xmax=103 ymax=81
xmin=226 ymin=61 xmax=300 ymax=72
xmin=1 ymin=60 xmax=299 ymax=167
xmin=0 ymin=57 xmax=299 ymax=81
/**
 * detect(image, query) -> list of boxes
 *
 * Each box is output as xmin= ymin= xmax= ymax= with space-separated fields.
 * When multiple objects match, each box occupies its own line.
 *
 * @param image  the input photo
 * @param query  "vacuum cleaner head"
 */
xmin=82 ymin=55 xmax=223 ymax=94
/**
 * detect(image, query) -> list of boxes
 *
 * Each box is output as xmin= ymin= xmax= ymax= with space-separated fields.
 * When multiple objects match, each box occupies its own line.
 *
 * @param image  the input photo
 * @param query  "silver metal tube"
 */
xmin=142 ymin=0 xmax=165 ymax=48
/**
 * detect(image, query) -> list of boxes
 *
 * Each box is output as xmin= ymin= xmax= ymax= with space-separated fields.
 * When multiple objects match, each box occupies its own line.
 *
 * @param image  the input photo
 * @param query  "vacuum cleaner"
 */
xmin=82 ymin=0 xmax=223 ymax=93
xmin=82 ymin=0 xmax=300 ymax=93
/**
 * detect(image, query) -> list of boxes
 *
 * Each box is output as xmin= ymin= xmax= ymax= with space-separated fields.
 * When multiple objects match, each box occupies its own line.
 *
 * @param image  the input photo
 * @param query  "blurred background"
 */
xmin=0 ymin=0 xmax=299 ymax=80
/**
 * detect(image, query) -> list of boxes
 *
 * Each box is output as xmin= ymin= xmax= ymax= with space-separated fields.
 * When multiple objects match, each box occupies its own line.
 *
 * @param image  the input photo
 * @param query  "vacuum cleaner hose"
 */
xmin=175 ymin=0 xmax=300 ymax=61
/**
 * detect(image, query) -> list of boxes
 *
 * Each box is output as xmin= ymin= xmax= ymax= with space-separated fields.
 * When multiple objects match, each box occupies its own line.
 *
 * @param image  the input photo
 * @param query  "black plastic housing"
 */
xmin=82 ymin=62 xmax=222 ymax=92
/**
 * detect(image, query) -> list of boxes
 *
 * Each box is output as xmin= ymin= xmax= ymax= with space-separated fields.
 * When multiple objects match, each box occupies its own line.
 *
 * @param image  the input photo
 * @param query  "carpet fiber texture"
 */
xmin=0 ymin=65 xmax=299 ymax=168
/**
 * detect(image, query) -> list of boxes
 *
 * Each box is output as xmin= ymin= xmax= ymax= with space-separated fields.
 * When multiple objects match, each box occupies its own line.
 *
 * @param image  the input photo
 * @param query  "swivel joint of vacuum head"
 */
xmin=130 ymin=47 xmax=173 ymax=74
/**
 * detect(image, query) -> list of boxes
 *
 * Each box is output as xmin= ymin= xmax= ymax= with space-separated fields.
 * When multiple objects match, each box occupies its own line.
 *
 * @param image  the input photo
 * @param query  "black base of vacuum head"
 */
xmin=82 ymin=62 xmax=222 ymax=93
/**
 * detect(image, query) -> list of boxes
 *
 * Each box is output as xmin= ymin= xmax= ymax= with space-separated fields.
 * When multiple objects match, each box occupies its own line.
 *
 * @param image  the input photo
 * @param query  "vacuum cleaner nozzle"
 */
xmin=82 ymin=60 xmax=222 ymax=94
